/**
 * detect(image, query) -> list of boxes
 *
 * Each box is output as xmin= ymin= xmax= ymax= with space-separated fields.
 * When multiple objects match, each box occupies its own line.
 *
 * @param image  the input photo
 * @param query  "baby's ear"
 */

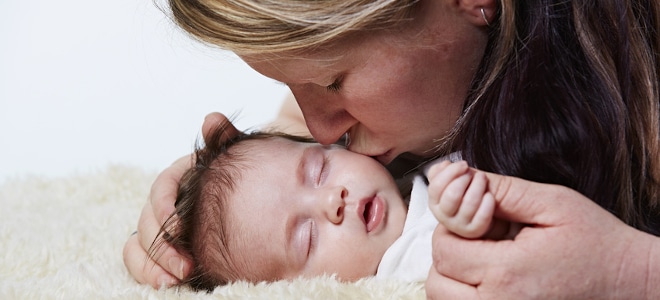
xmin=201 ymin=112 xmax=241 ymax=145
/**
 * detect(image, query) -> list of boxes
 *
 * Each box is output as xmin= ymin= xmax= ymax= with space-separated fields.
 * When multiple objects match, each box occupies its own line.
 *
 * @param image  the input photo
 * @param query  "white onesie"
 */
xmin=375 ymin=153 xmax=461 ymax=282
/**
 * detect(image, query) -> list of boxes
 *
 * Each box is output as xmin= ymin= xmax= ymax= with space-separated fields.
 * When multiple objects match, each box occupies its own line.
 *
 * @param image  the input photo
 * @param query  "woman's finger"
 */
xmin=431 ymin=225 xmax=493 ymax=285
xmin=123 ymin=233 xmax=178 ymax=289
xmin=425 ymin=260 xmax=479 ymax=299
xmin=137 ymin=201 xmax=192 ymax=280
xmin=149 ymin=155 xmax=193 ymax=224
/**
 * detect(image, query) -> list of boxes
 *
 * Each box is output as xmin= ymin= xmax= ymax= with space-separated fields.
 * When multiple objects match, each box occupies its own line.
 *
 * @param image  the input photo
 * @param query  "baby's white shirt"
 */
xmin=375 ymin=173 xmax=436 ymax=282
xmin=375 ymin=153 xmax=461 ymax=282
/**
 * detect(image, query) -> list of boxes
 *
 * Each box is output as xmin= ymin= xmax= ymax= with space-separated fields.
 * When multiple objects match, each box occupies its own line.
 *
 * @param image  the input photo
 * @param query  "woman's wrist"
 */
xmin=613 ymin=229 xmax=659 ymax=299
xmin=638 ymin=232 xmax=658 ymax=299
xmin=644 ymin=236 xmax=659 ymax=299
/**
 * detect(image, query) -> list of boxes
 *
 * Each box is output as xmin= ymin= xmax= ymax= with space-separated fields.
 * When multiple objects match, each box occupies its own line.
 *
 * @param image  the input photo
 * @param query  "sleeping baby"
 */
xmin=151 ymin=121 xmax=518 ymax=291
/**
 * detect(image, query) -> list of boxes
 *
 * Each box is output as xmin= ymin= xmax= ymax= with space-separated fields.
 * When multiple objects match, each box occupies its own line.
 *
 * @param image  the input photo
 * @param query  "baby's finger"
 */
xmin=468 ymin=192 xmax=496 ymax=237
xmin=428 ymin=161 xmax=471 ymax=224
xmin=426 ymin=160 xmax=452 ymax=180
xmin=438 ymin=172 xmax=472 ymax=218
xmin=427 ymin=161 xmax=469 ymax=204
xmin=455 ymin=171 xmax=488 ymax=223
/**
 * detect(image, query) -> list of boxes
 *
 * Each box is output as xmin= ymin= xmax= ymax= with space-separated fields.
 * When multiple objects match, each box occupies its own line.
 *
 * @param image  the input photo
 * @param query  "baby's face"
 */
xmin=224 ymin=137 xmax=407 ymax=282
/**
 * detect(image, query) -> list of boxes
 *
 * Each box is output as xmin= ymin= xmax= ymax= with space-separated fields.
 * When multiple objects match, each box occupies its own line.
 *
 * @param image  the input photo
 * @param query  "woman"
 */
xmin=123 ymin=0 xmax=660 ymax=298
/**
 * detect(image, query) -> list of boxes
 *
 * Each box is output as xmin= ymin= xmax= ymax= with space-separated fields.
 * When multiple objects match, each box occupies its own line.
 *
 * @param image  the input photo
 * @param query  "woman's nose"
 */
xmin=321 ymin=186 xmax=347 ymax=224
xmin=292 ymin=91 xmax=356 ymax=145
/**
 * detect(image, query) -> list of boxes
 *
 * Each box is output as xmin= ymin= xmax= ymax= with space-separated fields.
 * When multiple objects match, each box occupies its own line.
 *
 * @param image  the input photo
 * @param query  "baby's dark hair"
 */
xmin=148 ymin=121 xmax=315 ymax=292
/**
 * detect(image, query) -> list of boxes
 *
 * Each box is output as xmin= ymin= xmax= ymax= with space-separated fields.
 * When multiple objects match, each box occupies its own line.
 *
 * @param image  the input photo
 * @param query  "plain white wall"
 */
xmin=0 ymin=0 xmax=288 ymax=183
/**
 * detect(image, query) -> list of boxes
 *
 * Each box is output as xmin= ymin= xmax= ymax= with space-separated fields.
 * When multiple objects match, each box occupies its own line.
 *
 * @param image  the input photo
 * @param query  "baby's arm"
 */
xmin=427 ymin=161 xmax=495 ymax=239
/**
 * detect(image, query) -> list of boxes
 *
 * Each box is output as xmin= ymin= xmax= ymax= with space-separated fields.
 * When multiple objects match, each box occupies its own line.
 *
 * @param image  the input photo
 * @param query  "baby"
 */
xmin=153 ymin=122 xmax=514 ymax=291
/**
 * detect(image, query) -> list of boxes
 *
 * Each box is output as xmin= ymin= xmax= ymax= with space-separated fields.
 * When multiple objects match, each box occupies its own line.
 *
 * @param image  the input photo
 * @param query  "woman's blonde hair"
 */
xmin=165 ymin=0 xmax=417 ymax=55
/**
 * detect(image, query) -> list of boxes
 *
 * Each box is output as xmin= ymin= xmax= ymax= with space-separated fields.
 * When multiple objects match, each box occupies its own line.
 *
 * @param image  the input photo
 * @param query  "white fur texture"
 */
xmin=0 ymin=165 xmax=425 ymax=299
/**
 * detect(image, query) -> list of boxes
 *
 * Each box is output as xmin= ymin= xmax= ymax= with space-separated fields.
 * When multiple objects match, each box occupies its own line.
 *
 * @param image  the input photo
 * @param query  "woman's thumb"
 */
xmin=482 ymin=171 xmax=583 ymax=225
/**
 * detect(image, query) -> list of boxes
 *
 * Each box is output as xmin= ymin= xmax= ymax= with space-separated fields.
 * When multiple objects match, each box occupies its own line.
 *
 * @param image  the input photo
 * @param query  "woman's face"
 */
xmin=242 ymin=1 xmax=488 ymax=164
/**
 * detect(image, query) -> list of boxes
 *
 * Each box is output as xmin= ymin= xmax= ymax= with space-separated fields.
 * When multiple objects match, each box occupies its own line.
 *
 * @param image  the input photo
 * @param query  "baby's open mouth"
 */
xmin=361 ymin=196 xmax=384 ymax=233
xmin=363 ymin=200 xmax=373 ymax=224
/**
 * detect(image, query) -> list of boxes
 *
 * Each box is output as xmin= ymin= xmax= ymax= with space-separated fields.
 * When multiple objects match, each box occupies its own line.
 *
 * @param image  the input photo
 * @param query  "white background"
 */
xmin=0 ymin=0 xmax=288 ymax=183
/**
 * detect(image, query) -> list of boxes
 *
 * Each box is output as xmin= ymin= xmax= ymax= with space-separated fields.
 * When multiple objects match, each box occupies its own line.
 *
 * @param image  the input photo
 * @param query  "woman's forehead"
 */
xmin=238 ymin=32 xmax=389 ymax=80
xmin=241 ymin=53 xmax=346 ymax=84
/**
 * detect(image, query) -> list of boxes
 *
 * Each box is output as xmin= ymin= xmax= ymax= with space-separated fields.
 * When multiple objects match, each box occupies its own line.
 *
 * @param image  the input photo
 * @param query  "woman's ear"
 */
xmin=457 ymin=0 xmax=498 ymax=27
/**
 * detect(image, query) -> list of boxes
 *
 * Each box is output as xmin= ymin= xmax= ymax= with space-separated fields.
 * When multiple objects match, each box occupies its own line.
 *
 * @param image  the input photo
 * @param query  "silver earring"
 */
xmin=481 ymin=8 xmax=490 ymax=26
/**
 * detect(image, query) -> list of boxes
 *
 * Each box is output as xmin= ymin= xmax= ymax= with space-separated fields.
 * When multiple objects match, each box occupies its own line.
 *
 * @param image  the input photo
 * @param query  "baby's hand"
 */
xmin=427 ymin=161 xmax=495 ymax=239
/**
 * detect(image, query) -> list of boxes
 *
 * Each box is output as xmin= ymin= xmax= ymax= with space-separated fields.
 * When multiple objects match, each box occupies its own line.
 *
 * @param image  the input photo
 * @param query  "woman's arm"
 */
xmin=425 ymin=171 xmax=660 ymax=299
xmin=122 ymin=154 xmax=193 ymax=288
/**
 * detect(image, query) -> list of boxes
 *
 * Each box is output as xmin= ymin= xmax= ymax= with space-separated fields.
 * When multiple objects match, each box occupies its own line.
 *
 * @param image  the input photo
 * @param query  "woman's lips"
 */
xmin=374 ymin=150 xmax=393 ymax=165
xmin=359 ymin=196 xmax=385 ymax=233
xmin=346 ymin=143 xmax=393 ymax=165
xmin=367 ymin=150 xmax=394 ymax=165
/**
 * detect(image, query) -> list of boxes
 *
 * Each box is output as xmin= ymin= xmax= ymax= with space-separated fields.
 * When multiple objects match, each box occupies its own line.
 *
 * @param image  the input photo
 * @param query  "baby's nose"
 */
xmin=322 ymin=186 xmax=346 ymax=224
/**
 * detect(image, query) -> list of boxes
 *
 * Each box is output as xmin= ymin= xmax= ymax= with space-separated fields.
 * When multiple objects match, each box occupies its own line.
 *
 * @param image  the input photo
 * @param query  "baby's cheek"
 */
xmin=332 ymin=248 xmax=380 ymax=280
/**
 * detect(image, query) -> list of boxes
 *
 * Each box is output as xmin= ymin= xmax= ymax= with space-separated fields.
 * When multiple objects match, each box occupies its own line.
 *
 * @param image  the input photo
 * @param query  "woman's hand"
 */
xmin=122 ymin=112 xmax=241 ymax=288
xmin=123 ymin=154 xmax=193 ymax=288
xmin=426 ymin=171 xmax=659 ymax=299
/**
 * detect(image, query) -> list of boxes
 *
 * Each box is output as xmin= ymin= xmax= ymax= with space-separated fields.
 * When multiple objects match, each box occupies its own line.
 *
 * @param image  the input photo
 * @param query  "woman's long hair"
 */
xmin=453 ymin=0 xmax=660 ymax=235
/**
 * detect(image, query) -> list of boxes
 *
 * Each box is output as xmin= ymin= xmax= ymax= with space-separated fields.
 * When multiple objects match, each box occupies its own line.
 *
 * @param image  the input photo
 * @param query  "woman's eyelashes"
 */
xmin=325 ymin=76 xmax=343 ymax=93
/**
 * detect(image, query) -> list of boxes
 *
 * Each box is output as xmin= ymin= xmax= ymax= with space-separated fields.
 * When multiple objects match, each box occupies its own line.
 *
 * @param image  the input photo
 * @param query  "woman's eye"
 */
xmin=325 ymin=76 xmax=343 ymax=93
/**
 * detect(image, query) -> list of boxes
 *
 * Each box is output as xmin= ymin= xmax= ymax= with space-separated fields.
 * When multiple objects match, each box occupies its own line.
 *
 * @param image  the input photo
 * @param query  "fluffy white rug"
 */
xmin=0 ymin=165 xmax=425 ymax=299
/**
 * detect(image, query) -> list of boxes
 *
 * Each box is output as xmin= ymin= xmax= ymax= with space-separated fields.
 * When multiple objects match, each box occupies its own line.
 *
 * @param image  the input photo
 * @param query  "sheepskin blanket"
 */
xmin=0 ymin=165 xmax=425 ymax=299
